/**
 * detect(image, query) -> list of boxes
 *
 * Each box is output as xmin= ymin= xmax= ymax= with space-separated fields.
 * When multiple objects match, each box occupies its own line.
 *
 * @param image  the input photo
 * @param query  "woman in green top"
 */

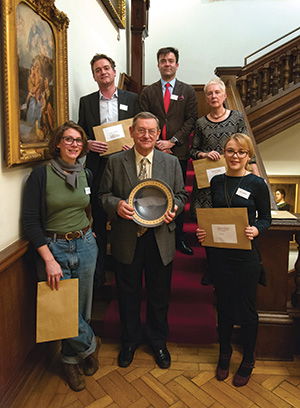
xmin=23 ymin=121 xmax=99 ymax=392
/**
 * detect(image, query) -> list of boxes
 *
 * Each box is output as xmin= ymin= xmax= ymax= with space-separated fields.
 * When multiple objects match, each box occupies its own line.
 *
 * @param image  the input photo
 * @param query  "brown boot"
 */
xmin=216 ymin=348 xmax=232 ymax=381
xmin=82 ymin=337 xmax=101 ymax=376
xmin=233 ymin=359 xmax=255 ymax=387
xmin=63 ymin=363 xmax=85 ymax=391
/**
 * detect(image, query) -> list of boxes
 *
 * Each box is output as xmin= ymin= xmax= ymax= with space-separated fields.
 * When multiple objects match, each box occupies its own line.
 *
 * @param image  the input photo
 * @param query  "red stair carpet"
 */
xmin=102 ymin=159 xmax=217 ymax=345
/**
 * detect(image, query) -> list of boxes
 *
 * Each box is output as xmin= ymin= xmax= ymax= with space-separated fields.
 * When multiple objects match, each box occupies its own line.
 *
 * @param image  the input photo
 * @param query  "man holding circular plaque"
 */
xmin=99 ymin=112 xmax=187 ymax=369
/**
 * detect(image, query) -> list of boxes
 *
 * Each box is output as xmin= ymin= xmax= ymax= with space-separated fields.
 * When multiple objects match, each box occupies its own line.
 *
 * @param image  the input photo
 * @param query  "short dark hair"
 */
xmin=276 ymin=188 xmax=286 ymax=198
xmin=157 ymin=47 xmax=179 ymax=63
xmin=90 ymin=53 xmax=116 ymax=73
xmin=48 ymin=121 xmax=88 ymax=158
xmin=132 ymin=112 xmax=160 ymax=130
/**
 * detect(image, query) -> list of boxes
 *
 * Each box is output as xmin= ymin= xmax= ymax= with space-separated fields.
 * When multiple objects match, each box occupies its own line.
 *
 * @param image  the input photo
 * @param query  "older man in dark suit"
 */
xmin=78 ymin=54 xmax=140 ymax=284
xmin=140 ymin=47 xmax=198 ymax=255
xmin=99 ymin=112 xmax=188 ymax=369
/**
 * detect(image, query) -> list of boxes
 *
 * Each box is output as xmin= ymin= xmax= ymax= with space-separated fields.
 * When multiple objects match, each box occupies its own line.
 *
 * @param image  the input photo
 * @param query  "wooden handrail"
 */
xmin=244 ymin=27 xmax=300 ymax=65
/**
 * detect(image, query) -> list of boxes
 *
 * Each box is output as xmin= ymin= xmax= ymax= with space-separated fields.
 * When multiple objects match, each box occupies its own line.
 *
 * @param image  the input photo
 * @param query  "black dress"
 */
xmin=208 ymin=173 xmax=271 ymax=326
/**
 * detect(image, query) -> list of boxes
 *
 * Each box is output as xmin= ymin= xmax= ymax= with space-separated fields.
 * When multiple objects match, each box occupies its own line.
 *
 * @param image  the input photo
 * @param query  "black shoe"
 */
xmin=118 ymin=345 xmax=137 ymax=368
xmin=152 ymin=347 xmax=171 ymax=369
xmin=176 ymin=240 xmax=193 ymax=255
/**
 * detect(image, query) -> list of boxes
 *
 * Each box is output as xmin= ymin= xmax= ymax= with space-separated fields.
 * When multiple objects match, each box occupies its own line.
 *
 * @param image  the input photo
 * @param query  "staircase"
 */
xmin=215 ymin=31 xmax=300 ymax=143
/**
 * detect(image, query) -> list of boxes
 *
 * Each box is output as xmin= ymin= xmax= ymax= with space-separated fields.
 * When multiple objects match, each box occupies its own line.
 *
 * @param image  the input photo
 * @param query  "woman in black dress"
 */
xmin=196 ymin=133 xmax=271 ymax=387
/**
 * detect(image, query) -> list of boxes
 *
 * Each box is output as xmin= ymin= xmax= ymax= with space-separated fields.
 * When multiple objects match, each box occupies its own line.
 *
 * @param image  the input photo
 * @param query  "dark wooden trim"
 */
xmin=0 ymin=239 xmax=28 ymax=274
xmin=130 ymin=0 xmax=149 ymax=93
xmin=0 ymin=239 xmax=54 ymax=408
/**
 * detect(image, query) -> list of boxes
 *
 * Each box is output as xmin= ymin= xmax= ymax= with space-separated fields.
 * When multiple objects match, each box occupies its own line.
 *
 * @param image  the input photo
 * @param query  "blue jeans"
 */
xmin=39 ymin=229 xmax=98 ymax=364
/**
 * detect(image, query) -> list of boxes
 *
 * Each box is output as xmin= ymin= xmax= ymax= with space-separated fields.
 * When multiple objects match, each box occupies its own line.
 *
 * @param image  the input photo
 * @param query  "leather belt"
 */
xmin=46 ymin=225 xmax=90 ymax=241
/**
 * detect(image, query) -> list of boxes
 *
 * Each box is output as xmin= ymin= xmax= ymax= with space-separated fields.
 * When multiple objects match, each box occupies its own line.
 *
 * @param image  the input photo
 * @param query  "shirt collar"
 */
xmin=134 ymin=148 xmax=154 ymax=165
xmin=99 ymin=88 xmax=118 ymax=100
xmin=161 ymin=78 xmax=176 ymax=89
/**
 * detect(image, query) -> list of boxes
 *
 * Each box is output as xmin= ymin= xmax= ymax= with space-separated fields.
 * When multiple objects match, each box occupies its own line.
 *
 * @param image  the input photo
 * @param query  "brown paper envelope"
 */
xmin=196 ymin=207 xmax=251 ymax=250
xmin=36 ymin=279 xmax=78 ymax=343
xmin=192 ymin=156 xmax=227 ymax=189
xmin=93 ymin=118 xmax=133 ymax=156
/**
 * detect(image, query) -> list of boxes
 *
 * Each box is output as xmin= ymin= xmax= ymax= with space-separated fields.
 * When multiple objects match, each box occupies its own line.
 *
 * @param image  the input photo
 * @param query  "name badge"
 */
xmin=171 ymin=94 xmax=178 ymax=101
xmin=85 ymin=187 xmax=91 ymax=195
xmin=236 ymin=188 xmax=250 ymax=199
xmin=120 ymin=104 xmax=128 ymax=111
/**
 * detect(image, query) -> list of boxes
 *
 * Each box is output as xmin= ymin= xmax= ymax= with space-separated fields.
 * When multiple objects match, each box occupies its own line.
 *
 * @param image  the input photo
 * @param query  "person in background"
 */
xmin=99 ymin=112 xmax=188 ymax=370
xmin=22 ymin=121 xmax=100 ymax=392
xmin=78 ymin=53 xmax=140 ymax=286
xmin=275 ymin=188 xmax=291 ymax=211
xmin=140 ymin=47 xmax=198 ymax=255
xmin=196 ymin=133 xmax=271 ymax=387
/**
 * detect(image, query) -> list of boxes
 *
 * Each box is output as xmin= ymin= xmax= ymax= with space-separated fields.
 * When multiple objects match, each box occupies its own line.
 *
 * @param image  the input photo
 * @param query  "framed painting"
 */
xmin=269 ymin=176 xmax=300 ymax=213
xmin=101 ymin=0 xmax=126 ymax=29
xmin=1 ymin=0 xmax=69 ymax=167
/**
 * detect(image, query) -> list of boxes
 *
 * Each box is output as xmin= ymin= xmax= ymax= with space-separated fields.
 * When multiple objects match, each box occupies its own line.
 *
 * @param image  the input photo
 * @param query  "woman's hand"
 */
xmin=245 ymin=225 xmax=259 ymax=240
xmin=45 ymin=259 xmax=63 ymax=290
xmin=196 ymin=227 xmax=207 ymax=243
xmin=206 ymin=150 xmax=221 ymax=160
xmin=37 ymin=245 xmax=63 ymax=290
xmin=197 ymin=150 xmax=221 ymax=160
xmin=164 ymin=205 xmax=178 ymax=224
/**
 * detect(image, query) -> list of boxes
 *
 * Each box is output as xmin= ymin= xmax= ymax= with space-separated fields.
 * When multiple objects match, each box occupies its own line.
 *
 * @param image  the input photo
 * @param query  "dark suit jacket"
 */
xmin=140 ymin=80 xmax=198 ymax=160
xmin=99 ymin=148 xmax=188 ymax=266
xmin=78 ymin=88 xmax=140 ymax=179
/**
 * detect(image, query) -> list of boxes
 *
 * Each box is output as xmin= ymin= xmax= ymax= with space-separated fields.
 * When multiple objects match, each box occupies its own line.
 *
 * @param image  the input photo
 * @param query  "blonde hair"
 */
xmin=224 ymin=133 xmax=254 ymax=170
xmin=204 ymin=77 xmax=226 ymax=94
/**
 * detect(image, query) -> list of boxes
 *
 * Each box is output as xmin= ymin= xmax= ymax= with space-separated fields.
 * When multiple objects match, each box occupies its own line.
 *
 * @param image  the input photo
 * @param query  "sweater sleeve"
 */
xmin=22 ymin=166 xmax=47 ymax=249
xmin=253 ymin=177 xmax=272 ymax=234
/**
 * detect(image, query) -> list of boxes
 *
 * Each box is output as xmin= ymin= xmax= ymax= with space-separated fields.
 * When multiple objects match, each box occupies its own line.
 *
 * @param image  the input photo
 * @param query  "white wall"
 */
xmin=144 ymin=0 xmax=300 ymax=84
xmin=258 ymin=123 xmax=300 ymax=176
xmin=55 ymin=0 xmax=128 ymax=121
xmin=0 ymin=0 xmax=128 ymax=251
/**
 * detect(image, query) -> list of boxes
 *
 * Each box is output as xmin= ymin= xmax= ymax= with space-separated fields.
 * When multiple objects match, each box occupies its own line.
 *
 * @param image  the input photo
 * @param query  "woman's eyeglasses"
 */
xmin=224 ymin=148 xmax=248 ymax=158
xmin=62 ymin=136 xmax=84 ymax=146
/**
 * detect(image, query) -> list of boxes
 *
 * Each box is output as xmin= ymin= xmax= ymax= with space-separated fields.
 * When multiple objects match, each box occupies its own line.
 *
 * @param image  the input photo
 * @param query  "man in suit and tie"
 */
xmin=78 ymin=54 xmax=140 ymax=284
xmin=140 ymin=47 xmax=198 ymax=256
xmin=99 ymin=112 xmax=188 ymax=369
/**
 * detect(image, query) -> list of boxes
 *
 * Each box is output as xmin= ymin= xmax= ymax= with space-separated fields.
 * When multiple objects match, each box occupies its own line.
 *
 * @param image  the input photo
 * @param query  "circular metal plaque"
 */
xmin=128 ymin=179 xmax=174 ymax=227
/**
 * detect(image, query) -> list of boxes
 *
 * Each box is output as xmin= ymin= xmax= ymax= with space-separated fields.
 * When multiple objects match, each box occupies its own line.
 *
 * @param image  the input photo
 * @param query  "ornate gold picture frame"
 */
xmin=1 ymin=0 xmax=69 ymax=167
xmin=101 ymin=0 xmax=126 ymax=29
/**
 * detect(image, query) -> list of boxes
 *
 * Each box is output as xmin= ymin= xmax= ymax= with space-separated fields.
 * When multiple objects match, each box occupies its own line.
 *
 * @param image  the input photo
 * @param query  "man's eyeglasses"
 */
xmin=62 ymin=136 xmax=84 ymax=146
xmin=136 ymin=128 xmax=158 ymax=137
xmin=224 ymin=148 xmax=248 ymax=158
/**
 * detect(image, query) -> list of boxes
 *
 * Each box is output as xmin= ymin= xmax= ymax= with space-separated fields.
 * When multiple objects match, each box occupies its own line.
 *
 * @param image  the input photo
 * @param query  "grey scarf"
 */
xmin=50 ymin=157 xmax=83 ymax=188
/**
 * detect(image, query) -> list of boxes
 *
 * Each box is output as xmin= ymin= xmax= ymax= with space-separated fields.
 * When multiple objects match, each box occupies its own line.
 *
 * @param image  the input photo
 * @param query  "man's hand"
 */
xmin=88 ymin=139 xmax=108 ymax=154
xmin=122 ymin=144 xmax=132 ymax=151
xmin=156 ymin=140 xmax=175 ymax=152
xmin=164 ymin=204 xmax=178 ymax=224
xmin=117 ymin=200 xmax=134 ymax=219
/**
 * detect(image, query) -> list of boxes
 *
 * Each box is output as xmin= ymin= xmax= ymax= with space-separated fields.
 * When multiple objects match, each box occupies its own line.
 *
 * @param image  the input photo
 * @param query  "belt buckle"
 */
xmin=65 ymin=230 xmax=81 ymax=240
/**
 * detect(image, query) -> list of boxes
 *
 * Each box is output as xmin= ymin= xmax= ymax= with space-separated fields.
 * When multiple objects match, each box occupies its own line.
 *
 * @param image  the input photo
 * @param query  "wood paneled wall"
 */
xmin=0 ymin=241 xmax=50 ymax=407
